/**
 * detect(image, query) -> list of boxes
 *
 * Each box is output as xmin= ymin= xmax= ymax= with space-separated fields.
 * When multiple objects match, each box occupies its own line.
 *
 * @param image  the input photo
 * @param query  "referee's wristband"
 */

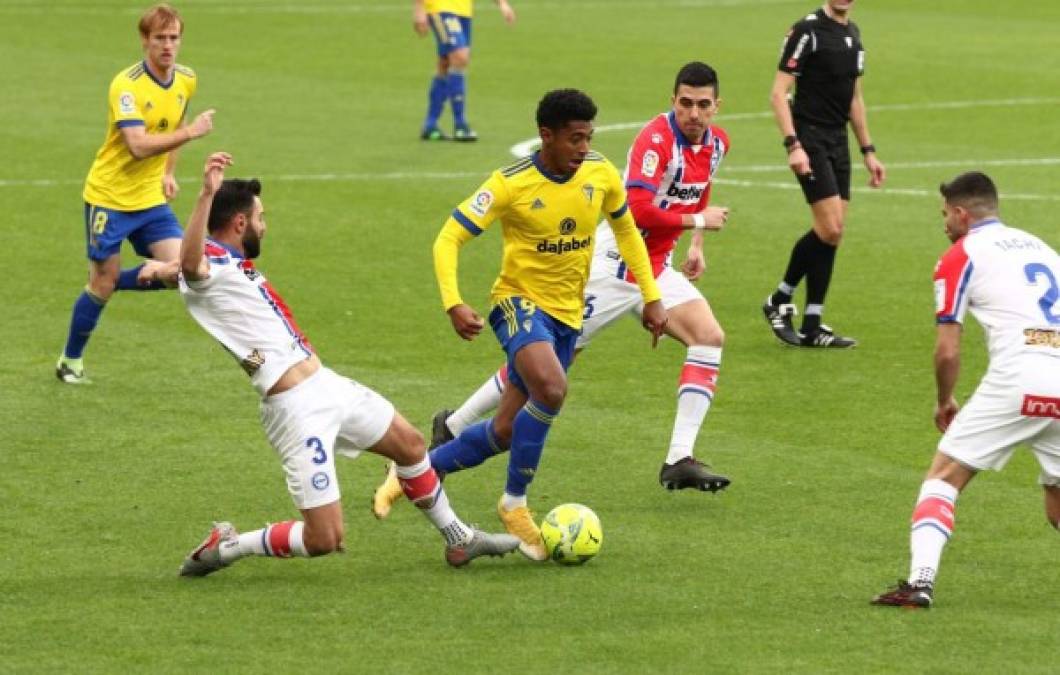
xmin=860 ymin=143 xmax=877 ymax=155
xmin=691 ymin=214 xmax=706 ymax=230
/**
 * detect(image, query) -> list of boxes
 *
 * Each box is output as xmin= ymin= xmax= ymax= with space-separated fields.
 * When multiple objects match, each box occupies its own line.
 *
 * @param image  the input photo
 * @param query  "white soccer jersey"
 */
xmin=179 ymin=239 xmax=314 ymax=397
xmin=934 ymin=219 xmax=1060 ymax=367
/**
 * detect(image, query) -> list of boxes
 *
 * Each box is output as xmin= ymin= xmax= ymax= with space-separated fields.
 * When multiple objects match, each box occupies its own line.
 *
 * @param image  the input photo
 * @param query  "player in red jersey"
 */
xmin=395 ymin=62 xmax=733 ymax=496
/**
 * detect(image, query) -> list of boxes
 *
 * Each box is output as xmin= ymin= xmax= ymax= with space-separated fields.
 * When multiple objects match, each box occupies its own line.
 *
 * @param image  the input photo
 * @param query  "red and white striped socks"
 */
xmin=396 ymin=456 xmax=473 ymax=547
xmin=219 ymin=520 xmax=309 ymax=563
xmin=666 ymin=345 xmax=721 ymax=465
xmin=908 ymin=478 xmax=959 ymax=588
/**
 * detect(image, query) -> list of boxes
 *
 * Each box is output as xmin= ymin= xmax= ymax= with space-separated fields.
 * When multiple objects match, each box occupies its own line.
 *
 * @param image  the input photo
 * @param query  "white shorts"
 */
xmin=578 ymin=258 xmax=703 ymax=348
xmin=259 ymin=366 xmax=395 ymax=509
xmin=939 ymin=356 xmax=1060 ymax=486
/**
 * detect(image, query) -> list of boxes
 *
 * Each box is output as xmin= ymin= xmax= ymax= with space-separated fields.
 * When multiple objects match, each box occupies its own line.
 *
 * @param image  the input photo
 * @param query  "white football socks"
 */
xmin=665 ymin=345 xmax=721 ymax=465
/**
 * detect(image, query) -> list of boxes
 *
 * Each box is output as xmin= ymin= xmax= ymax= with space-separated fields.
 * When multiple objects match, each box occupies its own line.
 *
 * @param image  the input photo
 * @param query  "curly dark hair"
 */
xmin=536 ymin=89 xmax=597 ymax=131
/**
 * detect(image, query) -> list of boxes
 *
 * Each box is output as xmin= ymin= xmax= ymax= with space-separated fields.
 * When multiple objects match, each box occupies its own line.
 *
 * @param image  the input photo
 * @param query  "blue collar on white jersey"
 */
xmin=207 ymin=237 xmax=244 ymax=259
xmin=970 ymin=217 xmax=1002 ymax=230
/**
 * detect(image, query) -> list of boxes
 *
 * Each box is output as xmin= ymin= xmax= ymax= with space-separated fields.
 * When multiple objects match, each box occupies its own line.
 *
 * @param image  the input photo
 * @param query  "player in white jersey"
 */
xmin=175 ymin=152 xmax=520 ymax=576
xmin=873 ymin=172 xmax=1060 ymax=609
xmin=412 ymin=63 xmax=733 ymax=496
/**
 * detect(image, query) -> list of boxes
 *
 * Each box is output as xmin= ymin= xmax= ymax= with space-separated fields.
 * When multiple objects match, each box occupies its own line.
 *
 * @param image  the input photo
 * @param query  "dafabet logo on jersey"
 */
xmin=537 ymin=217 xmax=590 ymax=254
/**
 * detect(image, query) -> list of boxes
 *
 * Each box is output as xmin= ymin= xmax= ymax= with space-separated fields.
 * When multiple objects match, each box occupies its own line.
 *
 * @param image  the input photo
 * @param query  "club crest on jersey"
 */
xmin=119 ymin=92 xmax=136 ymax=115
xmin=240 ymin=349 xmax=265 ymax=375
xmin=469 ymin=189 xmax=494 ymax=218
xmin=845 ymin=36 xmax=853 ymax=48
xmin=582 ymin=184 xmax=595 ymax=204
xmin=559 ymin=217 xmax=577 ymax=235
xmin=641 ymin=150 xmax=660 ymax=178
xmin=240 ymin=261 xmax=261 ymax=281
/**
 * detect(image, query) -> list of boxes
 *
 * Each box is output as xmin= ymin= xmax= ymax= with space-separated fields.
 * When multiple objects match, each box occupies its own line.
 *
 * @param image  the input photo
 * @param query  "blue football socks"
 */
xmin=63 ymin=290 xmax=106 ymax=359
xmin=505 ymin=400 xmax=559 ymax=497
xmin=430 ymin=420 xmax=506 ymax=474
xmin=116 ymin=264 xmax=165 ymax=291
xmin=446 ymin=70 xmax=467 ymax=128
xmin=424 ymin=75 xmax=448 ymax=131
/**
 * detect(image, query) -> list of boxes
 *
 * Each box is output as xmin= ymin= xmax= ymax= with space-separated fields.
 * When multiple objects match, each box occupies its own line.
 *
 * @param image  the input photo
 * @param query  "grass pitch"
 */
xmin=2 ymin=0 xmax=1059 ymax=672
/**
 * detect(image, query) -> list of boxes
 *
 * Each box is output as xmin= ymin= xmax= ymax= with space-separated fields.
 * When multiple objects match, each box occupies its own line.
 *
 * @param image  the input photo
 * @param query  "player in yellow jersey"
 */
xmin=413 ymin=0 xmax=515 ymax=141
xmin=56 ymin=3 xmax=215 ymax=384
xmin=374 ymin=90 xmax=667 ymax=560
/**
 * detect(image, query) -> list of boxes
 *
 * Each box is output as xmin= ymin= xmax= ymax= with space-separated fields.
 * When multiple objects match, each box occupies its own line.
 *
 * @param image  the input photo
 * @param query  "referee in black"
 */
xmin=761 ymin=0 xmax=885 ymax=348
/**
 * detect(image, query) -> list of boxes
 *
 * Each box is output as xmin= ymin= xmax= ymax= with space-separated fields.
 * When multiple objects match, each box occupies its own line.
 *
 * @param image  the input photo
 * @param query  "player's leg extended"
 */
xmin=872 ymin=452 xmax=974 ymax=607
xmin=371 ymin=411 xmax=519 ymax=565
xmin=658 ymin=297 xmax=730 ymax=492
xmin=58 ymin=252 xmax=120 ymax=383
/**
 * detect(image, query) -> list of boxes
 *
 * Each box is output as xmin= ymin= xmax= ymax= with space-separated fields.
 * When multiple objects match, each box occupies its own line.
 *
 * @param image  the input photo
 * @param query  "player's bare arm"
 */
xmin=769 ymin=71 xmax=810 ymax=176
xmin=849 ymin=79 xmax=885 ymax=187
xmin=162 ymin=120 xmax=186 ymax=200
xmin=120 ymin=108 xmax=215 ymax=160
xmin=180 ymin=151 xmax=232 ymax=281
xmin=412 ymin=0 xmax=429 ymax=35
xmin=496 ymin=0 xmax=516 ymax=23
xmin=933 ymin=323 xmax=962 ymax=432
xmin=681 ymin=231 xmax=706 ymax=281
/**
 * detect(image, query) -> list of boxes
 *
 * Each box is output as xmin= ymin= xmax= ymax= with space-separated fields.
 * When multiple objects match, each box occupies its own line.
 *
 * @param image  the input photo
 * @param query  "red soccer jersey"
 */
xmin=622 ymin=112 xmax=730 ymax=278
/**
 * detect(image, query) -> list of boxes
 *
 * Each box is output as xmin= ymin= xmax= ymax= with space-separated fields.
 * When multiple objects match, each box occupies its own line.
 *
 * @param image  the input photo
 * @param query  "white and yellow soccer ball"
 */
xmin=540 ymin=503 xmax=603 ymax=565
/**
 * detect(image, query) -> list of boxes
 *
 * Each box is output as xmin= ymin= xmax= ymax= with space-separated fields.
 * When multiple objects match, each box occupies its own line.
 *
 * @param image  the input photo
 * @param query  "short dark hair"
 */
xmin=207 ymin=179 xmax=261 ymax=233
xmin=536 ymin=89 xmax=597 ymax=131
xmin=939 ymin=171 xmax=998 ymax=215
xmin=674 ymin=61 xmax=719 ymax=95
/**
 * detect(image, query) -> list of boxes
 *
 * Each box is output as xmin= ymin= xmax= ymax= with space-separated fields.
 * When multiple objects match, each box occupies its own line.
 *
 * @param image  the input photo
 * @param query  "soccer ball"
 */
xmin=540 ymin=503 xmax=603 ymax=565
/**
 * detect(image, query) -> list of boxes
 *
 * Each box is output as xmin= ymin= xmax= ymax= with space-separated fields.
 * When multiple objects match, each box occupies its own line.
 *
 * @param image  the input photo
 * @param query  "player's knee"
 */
xmin=87 ymin=273 xmax=118 ymax=300
xmin=534 ymin=380 xmax=567 ymax=410
xmin=391 ymin=424 xmax=427 ymax=466
xmin=448 ymin=49 xmax=470 ymax=69
xmin=303 ymin=522 xmax=344 ymax=556
xmin=820 ymin=220 xmax=844 ymax=245
xmin=491 ymin=418 xmax=513 ymax=447
xmin=695 ymin=325 xmax=724 ymax=347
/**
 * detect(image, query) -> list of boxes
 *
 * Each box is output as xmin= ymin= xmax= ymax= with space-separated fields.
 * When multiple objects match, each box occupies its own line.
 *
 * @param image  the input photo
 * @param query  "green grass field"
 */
xmin=3 ymin=0 xmax=1060 ymax=672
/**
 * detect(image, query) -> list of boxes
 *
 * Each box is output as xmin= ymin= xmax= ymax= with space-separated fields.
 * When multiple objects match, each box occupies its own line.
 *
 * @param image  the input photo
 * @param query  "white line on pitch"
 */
xmin=713 ymin=178 xmax=1060 ymax=202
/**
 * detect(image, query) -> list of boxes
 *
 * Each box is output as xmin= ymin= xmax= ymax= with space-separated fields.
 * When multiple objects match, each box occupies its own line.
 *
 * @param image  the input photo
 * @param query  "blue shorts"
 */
xmin=84 ymin=202 xmax=183 ymax=261
xmin=429 ymin=12 xmax=472 ymax=57
xmin=489 ymin=297 xmax=578 ymax=394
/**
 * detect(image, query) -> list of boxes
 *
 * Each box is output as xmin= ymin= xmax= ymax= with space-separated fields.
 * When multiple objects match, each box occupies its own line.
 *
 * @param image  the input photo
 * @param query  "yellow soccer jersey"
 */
xmin=83 ymin=61 xmax=197 ymax=211
xmin=425 ymin=0 xmax=473 ymax=17
xmin=435 ymin=152 xmax=660 ymax=329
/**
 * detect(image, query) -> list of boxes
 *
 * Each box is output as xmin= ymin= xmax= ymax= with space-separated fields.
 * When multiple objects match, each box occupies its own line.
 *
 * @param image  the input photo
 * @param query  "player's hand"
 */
xmin=641 ymin=300 xmax=668 ymax=348
xmin=788 ymin=146 xmax=811 ymax=177
xmin=201 ymin=152 xmax=232 ymax=195
xmin=681 ymin=246 xmax=705 ymax=281
xmin=186 ymin=109 xmax=216 ymax=140
xmin=413 ymin=7 xmax=429 ymax=35
xmin=698 ymin=206 xmax=729 ymax=231
xmin=864 ymin=153 xmax=886 ymax=188
xmin=934 ymin=396 xmax=960 ymax=433
xmin=138 ymin=259 xmax=180 ymax=288
xmin=498 ymin=0 xmax=516 ymax=24
xmin=447 ymin=304 xmax=484 ymax=341
xmin=163 ymin=173 xmax=179 ymax=200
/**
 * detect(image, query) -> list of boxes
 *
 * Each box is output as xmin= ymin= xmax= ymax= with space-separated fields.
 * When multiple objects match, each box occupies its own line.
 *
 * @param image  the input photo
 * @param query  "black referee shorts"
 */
xmin=794 ymin=122 xmax=850 ymax=204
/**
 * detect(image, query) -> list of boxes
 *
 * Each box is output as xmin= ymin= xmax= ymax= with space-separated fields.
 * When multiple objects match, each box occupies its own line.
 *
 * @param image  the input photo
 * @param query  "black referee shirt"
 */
xmin=778 ymin=8 xmax=864 ymax=128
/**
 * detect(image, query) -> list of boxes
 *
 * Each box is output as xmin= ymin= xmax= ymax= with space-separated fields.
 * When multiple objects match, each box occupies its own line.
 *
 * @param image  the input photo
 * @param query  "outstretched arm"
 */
xmin=121 ymin=108 xmax=215 ymax=161
xmin=181 ymin=152 xmax=232 ymax=281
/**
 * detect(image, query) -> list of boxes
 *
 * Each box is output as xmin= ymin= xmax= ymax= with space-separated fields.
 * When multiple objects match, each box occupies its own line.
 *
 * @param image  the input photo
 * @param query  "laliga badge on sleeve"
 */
xmin=642 ymin=150 xmax=659 ymax=178
xmin=469 ymin=189 xmax=494 ymax=218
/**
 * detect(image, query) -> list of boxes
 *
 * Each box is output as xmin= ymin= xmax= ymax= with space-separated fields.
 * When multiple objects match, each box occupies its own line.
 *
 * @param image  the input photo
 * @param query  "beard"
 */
xmin=242 ymin=229 xmax=261 ymax=259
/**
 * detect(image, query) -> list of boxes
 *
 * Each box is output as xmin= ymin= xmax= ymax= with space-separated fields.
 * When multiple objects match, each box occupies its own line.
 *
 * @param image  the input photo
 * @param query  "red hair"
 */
xmin=138 ymin=3 xmax=183 ymax=36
